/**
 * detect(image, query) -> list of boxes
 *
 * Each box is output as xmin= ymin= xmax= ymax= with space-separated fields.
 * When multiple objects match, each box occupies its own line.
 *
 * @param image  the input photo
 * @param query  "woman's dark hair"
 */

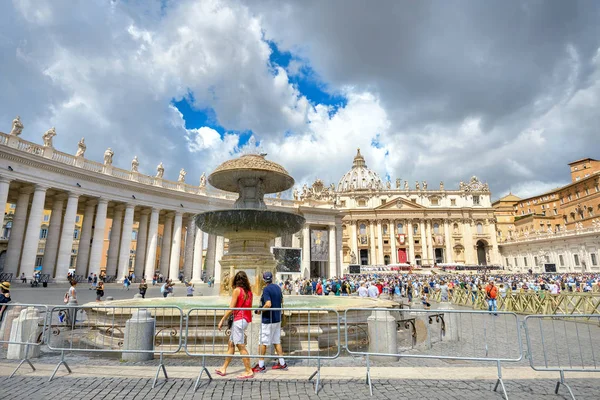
xmin=232 ymin=271 xmax=251 ymax=297
xmin=70 ymin=279 xmax=77 ymax=286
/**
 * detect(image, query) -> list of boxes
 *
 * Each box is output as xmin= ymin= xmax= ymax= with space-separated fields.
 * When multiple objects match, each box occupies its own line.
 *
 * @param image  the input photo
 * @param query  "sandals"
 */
xmin=214 ymin=369 xmax=226 ymax=377
xmin=237 ymin=374 xmax=254 ymax=380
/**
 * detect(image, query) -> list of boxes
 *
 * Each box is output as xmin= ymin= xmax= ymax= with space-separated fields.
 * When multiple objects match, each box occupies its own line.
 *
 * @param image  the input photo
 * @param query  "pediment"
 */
xmin=375 ymin=197 xmax=427 ymax=210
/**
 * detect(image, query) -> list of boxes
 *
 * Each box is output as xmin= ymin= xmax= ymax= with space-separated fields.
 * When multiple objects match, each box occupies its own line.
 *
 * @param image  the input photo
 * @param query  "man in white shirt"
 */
xmin=357 ymin=283 xmax=368 ymax=297
xmin=367 ymin=283 xmax=379 ymax=298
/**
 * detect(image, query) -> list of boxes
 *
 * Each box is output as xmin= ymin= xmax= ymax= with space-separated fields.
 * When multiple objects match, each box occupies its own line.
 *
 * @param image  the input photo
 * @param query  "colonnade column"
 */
xmin=419 ymin=220 xmax=427 ymax=265
xmin=390 ymin=219 xmax=397 ymax=264
xmin=87 ymin=199 xmax=108 ymax=275
xmin=0 ymin=177 xmax=11 ymax=231
xmin=444 ymin=219 xmax=453 ymax=263
xmin=192 ymin=227 xmax=204 ymax=282
xmin=407 ymin=219 xmax=415 ymax=265
xmin=205 ymin=234 xmax=216 ymax=280
xmin=183 ymin=217 xmax=195 ymax=281
xmin=5 ymin=187 xmax=32 ymax=275
xmin=292 ymin=232 xmax=300 ymax=248
xmin=169 ymin=211 xmax=183 ymax=279
xmin=350 ymin=221 xmax=358 ymax=263
xmin=43 ymin=194 xmax=66 ymax=276
xmin=76 ymin=200 xmax=96 ymax=276
xmin=134 ymin=209 xmax=150 ymax=279
xmin=20 ymin=185 xmax=48 ymax=276
xmin=376 ymin=220 xmax=384 ymax=264
xmin=328 ymin=225 xmax=337 ymax=278
xmin=214 ymin=235 xmax=224 ymax=284
xmin=159 ymin=212 xmax=174 ymax=277
xmin=369 ymin=221 xmax=377 ymax=265
xmin=336 ymin=219 xmax=343 ymax=276
xmin=117 ymin=204 xmax=135 ymax=280
xmin=106 ymin=205 xmax=124 ymax=276
xmin=426 ymin=220 xmax=434 ymax=265
xmin=143 ymin=208 xmax=160 ymax=280
xmin=54 ymin=193 xmax=79 ymax=280
xmin=274 ymin=237 xmax=282 ymax=247
xmin=302 ymin=225 xmax=310 ymax=278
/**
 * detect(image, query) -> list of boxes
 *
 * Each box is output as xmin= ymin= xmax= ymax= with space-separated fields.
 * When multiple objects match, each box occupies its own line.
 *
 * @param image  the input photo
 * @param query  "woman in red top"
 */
xmin=216 ymin=271 xmax=254 ymax=379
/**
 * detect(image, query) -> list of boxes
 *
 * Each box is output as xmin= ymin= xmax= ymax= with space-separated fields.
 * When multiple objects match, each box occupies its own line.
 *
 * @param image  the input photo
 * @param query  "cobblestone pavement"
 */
xmin=1 ymin=375 xmax=599 ymax=400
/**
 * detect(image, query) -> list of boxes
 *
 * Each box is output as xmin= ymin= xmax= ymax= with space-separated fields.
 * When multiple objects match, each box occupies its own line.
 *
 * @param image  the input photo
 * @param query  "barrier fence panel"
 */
xmin=46 ymin=305 xmax=184 ymax=387
xmin=523 ymin=314 xmax=600 ymax=400
xmin=184 ymin=307 xmax=341 ymax=393
xmin=344 ymin=308 xmax=522 ymax=398
xmin=0 ymin=303 xmax=49 ymax=377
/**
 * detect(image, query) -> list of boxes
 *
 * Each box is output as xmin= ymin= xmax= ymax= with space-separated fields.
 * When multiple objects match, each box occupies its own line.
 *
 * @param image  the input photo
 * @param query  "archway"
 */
xmin=384 ymin=255 xmax=390 ymax=265
xmin=434 ymin=248 xmax=444 ymax=264
xmin=476 ymin=240 xmax=487 ymax=266
xmin=0 ymin=251 xmax=5 ymax=273
xmin=415 ymin=255 xmax=422 ymax=266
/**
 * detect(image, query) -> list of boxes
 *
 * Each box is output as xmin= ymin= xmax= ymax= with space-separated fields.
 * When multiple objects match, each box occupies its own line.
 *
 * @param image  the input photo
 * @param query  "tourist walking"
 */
xmin=485 ymin=279 xmax=498 ymax=315
xmin=139 ymin=279 xmax=148 ymax=299
xmin=96 ymin=281 xmax=105 ymax=302
xmin=123 ymin=276 xmax=130 ymax=290
xmin=252 ymin=272 xmax=288 ymax=373
xmin=186 ymin=282 xmax=195 ymax=297
xmin=0 ymin=282 xmax=11 ymax=322
xmin=215 ymin=271 xmax=254 ymax=379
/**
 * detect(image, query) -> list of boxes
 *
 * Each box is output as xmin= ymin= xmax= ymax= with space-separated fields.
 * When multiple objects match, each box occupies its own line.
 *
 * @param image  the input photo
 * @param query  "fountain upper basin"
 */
xmin=195 ymin=209 xmax=306 ymax=237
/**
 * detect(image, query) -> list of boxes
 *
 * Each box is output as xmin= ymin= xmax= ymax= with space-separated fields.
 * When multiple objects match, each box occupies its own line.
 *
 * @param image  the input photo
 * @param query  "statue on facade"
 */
xmin=131 ymin=156 xmax=139 ymax=172
xmin=440 ymin=181 xmax=444 ymax=191
xmin=396 ymin=178 xmax=400 ymax=189
xmin=422 ymin=181 xmax=427 ymax=190
xmin=10 ymin=116 xmax=23 ymax=136
xmin=178 ymin=168 xmax=186 ymax=183
xmin=103 ymin=148 xmax=114 ymax=165
xmin=386 ymin=180 xmax=391 ymax=189
xmin=199 ymin=172 xmax=206 ymax=187
xmin=350 ymin=250 xmax=357 ymax=264
xmin=156 ymin=162 xmax=164 ymax=178
xmin=42 ymin=127 xmax=56 ymax=147
xmin=404 ymin=180 xmax=409 ymax=191
xmin=276 ymin=192 xmax=281 ymax=199
xmin=459 ymin=181 xmax=466 ymax=191
xmin=75 ymin=137 xmax=86 ymax=157
xmin=415 ymin=181 xmax=420 ymax=191
xmin=302 ymin=184 xmax=309 ymax=200
xmin=293 ymin=188 xmax=299 ymax=201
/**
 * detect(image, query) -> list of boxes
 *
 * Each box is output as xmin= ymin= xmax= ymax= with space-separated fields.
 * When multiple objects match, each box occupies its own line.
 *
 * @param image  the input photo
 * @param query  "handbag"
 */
xmin=226 ymin=313 xmax=234 ymax=330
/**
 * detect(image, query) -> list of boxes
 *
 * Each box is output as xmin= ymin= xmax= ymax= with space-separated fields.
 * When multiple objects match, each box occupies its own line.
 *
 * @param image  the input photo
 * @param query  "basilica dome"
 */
xmin=337 ymin=148 xmax=384 ymax=192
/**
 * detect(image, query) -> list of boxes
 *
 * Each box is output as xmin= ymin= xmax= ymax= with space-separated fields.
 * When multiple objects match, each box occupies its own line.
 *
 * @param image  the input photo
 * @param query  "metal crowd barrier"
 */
xmin=0 ymin=304 xmax=48 ymax=378
xmin=523 ymin=314 xmax=600 ymax=400
xmin=344 ymin=308 xmax=523 ymax=398
xmin=184 ymin=307 xmax=340 ymax=393
xmin=46 ymin=304 xmax=184 ymax=387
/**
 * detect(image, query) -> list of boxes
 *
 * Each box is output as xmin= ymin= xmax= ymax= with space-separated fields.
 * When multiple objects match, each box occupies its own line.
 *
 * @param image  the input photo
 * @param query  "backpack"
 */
xmin=160 ymin=284 xmax=166 ymax=293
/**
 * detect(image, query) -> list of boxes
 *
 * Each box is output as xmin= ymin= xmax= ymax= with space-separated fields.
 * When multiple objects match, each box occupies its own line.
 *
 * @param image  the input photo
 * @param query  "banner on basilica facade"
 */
xmin=397 ymin=234 xmax=406 ymax=245
xmin=310 ymin=229 xmax=329 ymax=262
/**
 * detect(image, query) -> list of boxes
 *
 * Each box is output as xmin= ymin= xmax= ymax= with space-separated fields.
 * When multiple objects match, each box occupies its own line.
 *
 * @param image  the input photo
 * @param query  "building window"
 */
xmin=381 ymin=199 xmax=386 ymax=205
xmin=473 ymin=195 xmax=480 ymax=205
xmin=43 ymin=214 xmax=50 ymax=222
xmin=498 ymin=230 xmax=502 ymax=237
xmin=35 ymin=256 xmax=43 ymax=266
xmin=413 ymin=224 xmax=418 ymax=234
xmin=411 ymin=198 xmax=417 ymax=203
xmin=397 ymin=223 xmax=403 ymax=234
xmin=553 ymin=209 xmax=558 ymax=215
xmin=40 ymin=228 xmax=48 ymax=239
xmin=73 ymin=229 xmax=80 ymax=239
xmin=559 ymin=255 xmax=564 ymax=266
xmin=340 ymin=200 xmax=346 ymax=207
xmin=451 ymin=199 xmax=456 ymax=206
xmin=37 ymin=246 xmax=44 ymax=254
xmin=514 ymin=258 xmax=518 ymax=267
xmin=358 ymin=199 xmax=367 ymax=207
xmin=359 ymin=224 xmax=366 ymax=235
xmin=534 ymin=256 xmax=538 ymax=265
xmin=132 ymin=230 xmax=138 ymax=240
xmin=585 ymin=188 xmax=590 ymax=196
xmin=10 ymin=203 xmax=16 ymax=209
xmin=568 ymin=194 xmax=572 ymax=201
xmin=70 ymin=255 xmax=76 ymax=267
xmin=431 ymin=198 xmax=439 ymax=206
xmin=433 ymin=223 xmax=440 ymax=234
xmin=382 ymin=224 xmax=388 ymax=235
xmin=574 ymin=254 xmax=580 ymax=266
xmin=505 ymin=258 xmax=509 ymax=265
xmin=72 ymin=248 xmax=77 ymax=254
xmin=476 ymin=223 xmax=483 ymax=235
xmin=591 ymin=253 xmax=598 ymax=266
xmin=75 ymin=215 xmax=81 ymax=223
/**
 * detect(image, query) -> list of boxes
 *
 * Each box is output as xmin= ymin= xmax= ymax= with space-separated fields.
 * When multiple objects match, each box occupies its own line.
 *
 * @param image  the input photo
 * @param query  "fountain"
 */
xmin=195 ymin=153 xmax=305 ymax=295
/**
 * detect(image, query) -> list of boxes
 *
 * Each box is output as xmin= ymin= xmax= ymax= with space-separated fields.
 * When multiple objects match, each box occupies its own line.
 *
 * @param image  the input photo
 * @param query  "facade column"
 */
xmin=43 ymin=194 xmax=66 ymax=276
xmin=302 ymin=225 xmax=310 ymax=278
xmin=87 ymin=199 xmax=108 ymax=275
xmin=407 ymin=219 xmax=416 ymax=265
xmin=192 ymin=227 xmax=204 ymax=282
xmin=489 ymin=220 xmax=500 ymax=265
xmin=169 ymin=211 xmax=183 ymax=279
xmin=419 ymin=220 xmax=428 ymax=266
xmin=376 ymin=220 xmax=384 ymax=264
xmin=463 ymin=219 xmax=475 ymax=264
xmin=106 ymin=205 xmax=124 ymax=277
xmin=183 ymin=217 xmax=195 ymax=281
xmin=20 ymin=185 xmax=48 ymax=277
xmin=134 ymin=209 xmax=150 ymax=279
xmin=369 ymin=220 xmax=377 ymax=265
xmin=214 ymin=235 xmax=224 ymax=283
xmin=159 ymin=212 xmax=174 ymax=277
xmin=336 ymin=218 xmax=343 ymax=276
xmin=117 ymin=204 xmax=135 ymax=280
xmin=292 ymin=232 xmax=300 ymax=248
xmin=328 ymin=225 xmax=337 ymax=278
xmin=444 ymin=219 xmax=453 ymax=263
xmin=75 ymin=200 xmax=96 ymax=276
xmin=350 ymin=221 xmax=358 ymax=263
xmin=390 ymin=219 xmax=397 ymax=264
xmin=0 ymin=177 xmax=11 ymax=231
xmin=274 ymin=237 xmax=282 ymax=247
xmin=5 ymin=187 xmax=32 ymax=276
xmin=426 ymin=220 xmax=434 ymax=265
xmin=143 ymin=208 xmax=160 ymax=280
xmin=54 ymin=193 xmax=79 ymax=280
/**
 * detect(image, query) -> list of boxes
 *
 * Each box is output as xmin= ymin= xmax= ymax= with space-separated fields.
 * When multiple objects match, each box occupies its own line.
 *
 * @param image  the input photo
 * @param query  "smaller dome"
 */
xmin=337 ymin=148 xmax=383 ymax=192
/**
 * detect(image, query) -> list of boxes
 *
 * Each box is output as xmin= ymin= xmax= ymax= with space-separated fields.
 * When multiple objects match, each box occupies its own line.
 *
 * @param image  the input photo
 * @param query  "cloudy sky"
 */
xmin=1 ymin=0 xmax=599 ymax=200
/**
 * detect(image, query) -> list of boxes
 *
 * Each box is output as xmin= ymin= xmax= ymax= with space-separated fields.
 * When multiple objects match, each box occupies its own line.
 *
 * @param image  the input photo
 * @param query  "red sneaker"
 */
xmin=272 ymin=363 xmax=288 ymax=370
xmin=252 ymin=364 xmax=266 ymax=373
